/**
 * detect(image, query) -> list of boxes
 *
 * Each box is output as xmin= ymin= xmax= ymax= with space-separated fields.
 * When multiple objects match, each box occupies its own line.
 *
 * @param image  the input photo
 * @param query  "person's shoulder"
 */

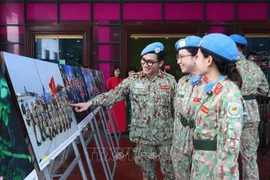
xmin=124 ymin=72 xmax=140 ymax=81
xmin=237 ymin=57 xmax=259 ymax=68
xmin=223 ymin=80 xmax=242 ymax=98
xmin=178 ymin=75 xmax=189 ymax=82
xmin=164 ymin=71 xmax=175 ymax=80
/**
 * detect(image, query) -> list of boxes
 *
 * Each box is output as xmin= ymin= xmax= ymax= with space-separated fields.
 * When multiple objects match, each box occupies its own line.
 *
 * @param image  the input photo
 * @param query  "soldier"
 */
xmin=170 ymin=36 xmax=205 ymax=179
xmin=25 ymin=102 xmax=31 ymax=126
xmin=20 ymin=99 xmax=26 ymax=115
xmin=71 ymin=42 xmax=176 ymax=180
xmin=26 ymin=102 xmax=41 ymax=146
xmin=190 ymin=33 xmax=245 ymax=179
xmin=230 ymin=34 xmax=269 ymax=180
xmin=43 ymin=112 xmax=53 ymax=140
xmin=31 ymin=101 xmax=45 ymax=142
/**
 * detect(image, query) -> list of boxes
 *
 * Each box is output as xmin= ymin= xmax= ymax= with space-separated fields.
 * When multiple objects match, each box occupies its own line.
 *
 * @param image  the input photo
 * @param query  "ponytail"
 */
xmin=200 ymin=48 xmax=242 ymax=89
xmin=225 ymin=62 xmax=242 ymax=89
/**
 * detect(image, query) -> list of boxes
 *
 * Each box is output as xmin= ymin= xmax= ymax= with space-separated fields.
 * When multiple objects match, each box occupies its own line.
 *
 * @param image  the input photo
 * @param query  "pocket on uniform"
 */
xmin=156 ymin=93 xmax=171 ymax=106
xmin=193 ymin=150 xmax=216 ymax=166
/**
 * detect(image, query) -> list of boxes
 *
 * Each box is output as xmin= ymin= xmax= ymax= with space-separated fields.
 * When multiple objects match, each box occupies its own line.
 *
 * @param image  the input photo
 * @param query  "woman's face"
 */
xmin=177 ymin=49 xmax=196 ymax=74
xmin=114 ymin=68 xmax=121 ymax=77
xmin=194 ymin=48 xmax=209 ymax=76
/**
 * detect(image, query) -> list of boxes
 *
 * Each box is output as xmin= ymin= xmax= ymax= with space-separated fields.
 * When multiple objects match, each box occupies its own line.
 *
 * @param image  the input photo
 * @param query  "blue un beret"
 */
xmin=175 ymin=36 xmax=202 ymax=51
xmin=141 ymin=42 xmax=164 ymax=56
xmin=200 ymin=33 xmax=238 ymax=62
xmin=229 ymin=34 xmax=247 ymax=45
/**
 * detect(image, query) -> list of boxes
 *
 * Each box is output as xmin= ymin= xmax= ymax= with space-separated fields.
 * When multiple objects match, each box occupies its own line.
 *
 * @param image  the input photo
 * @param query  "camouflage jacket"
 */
xmin=173 ymin=75 xmax=207 ymax=151
xmin=236 ymin=56 xmax=269 ymax=123
xmin=90 ymin=70 xmax=177 ymax=145
xmin=191 ymin=76 xmax=244 ymax=179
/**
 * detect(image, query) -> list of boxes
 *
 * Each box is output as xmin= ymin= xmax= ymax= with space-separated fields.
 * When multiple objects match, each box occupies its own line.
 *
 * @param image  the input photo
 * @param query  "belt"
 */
xmin=243 ymin=95 xmax=256 ymax=100
xmin=180 ymin=117 xmax=195 ymax=129
xmin=193 ymin=139 xmax=217 ymax=151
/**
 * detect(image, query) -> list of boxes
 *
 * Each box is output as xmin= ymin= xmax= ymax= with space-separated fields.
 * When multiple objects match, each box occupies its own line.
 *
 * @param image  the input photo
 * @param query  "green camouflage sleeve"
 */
xmin=90 ymin=77 xmax=131 ymax=106
xmin=257 ymin=68 xmax=269 ymax=96
xmin=215 ymin=91 xmax=243 ymax=179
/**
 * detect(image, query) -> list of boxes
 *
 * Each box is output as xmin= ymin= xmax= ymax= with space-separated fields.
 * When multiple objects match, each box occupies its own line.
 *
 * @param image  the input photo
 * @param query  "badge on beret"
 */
xmin=179 ymin=40 xmax=186 ymax=48
xmin=227 ymin=102 xmax=242 ymax=118
xmin=155 ymin=47 xmax=160 ymax=53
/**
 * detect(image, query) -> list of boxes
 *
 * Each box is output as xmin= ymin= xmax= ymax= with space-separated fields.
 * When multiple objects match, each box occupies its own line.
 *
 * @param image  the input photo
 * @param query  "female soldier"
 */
xmin=191 ymin=33 xmax=244 ymax=179
xmin=170 ymin=36 xmax=205 ymax=179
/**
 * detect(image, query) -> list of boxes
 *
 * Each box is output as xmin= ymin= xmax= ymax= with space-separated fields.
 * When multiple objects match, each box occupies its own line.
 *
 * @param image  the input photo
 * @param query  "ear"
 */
xmin=206 ymin=56 xmax=213 ymax=67
xmin=158 ymin=60 xmax=164 ymax=67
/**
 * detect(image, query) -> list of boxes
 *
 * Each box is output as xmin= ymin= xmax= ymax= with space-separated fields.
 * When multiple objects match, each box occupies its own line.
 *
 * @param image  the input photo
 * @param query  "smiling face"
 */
xmin=114 ymin=68 xmax=121 ymax=77
xmin=141 ymin=53 xmax=163 ymax=78
xmin=177 ymin=49 xmax=196 ymax=74
xmin=194 ymin=48 xmax=211 ymax=76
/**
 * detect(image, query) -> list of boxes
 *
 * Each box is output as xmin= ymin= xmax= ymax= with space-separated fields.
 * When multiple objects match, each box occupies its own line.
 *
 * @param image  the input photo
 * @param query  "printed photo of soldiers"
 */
xmin=25 ymin=101 xmax=41 ymax=146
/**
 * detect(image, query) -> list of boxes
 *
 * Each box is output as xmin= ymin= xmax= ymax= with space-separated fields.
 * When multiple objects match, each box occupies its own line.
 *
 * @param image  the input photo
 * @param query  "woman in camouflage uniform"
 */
xmin=170 ymin=36 xmax=204 ymax=179
xmin=190 ymin=33 xmax=245 ymax=179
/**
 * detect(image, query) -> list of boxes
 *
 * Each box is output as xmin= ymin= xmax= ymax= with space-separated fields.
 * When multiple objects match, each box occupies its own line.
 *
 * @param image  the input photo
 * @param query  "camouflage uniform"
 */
xmin=171 ymin=75 xmax=206 ymax=180
xmin=190 ymin=76 xmax=244 ymax=179
xmin=236 ymin=56 xmax=269 ymax=180
xmin=90 ymin=70 xmax=176 ymax=180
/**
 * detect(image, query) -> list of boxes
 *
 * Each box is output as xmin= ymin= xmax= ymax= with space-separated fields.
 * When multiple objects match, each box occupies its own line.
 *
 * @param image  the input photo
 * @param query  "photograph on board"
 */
xmin=2 ymin=52 xmax=78 ymax=170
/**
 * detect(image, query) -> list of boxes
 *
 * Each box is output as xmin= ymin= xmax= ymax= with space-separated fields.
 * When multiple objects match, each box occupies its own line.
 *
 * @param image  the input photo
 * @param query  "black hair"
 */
xmin=185 ymin=47 xmax=199 ymax=56
xmin=110 ymin=66 xmax=121 ymax=77
xmin=235 ymin=42 xmax=245 ymax=52
xmin=157 ymin=51 xmax=166 ymax=61
xmin=141 ymin=51 xmax=166 ymax=61
xmin=126 ymin=66 xmax=138 ymax=77
xmin=200 ymin=48 xmax=242 ymax=89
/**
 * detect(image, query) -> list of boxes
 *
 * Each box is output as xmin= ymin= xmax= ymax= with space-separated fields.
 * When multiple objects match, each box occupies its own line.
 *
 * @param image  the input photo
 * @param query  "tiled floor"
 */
xmin=56 ymin=132 xmax=270 ymax=180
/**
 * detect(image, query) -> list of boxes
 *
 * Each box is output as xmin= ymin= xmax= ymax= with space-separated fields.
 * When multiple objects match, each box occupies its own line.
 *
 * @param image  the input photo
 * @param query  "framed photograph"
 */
xmin=2 ymin=52 xmax=79 ymax=170
xmin=59 ymin=65 xmax=91 ymax=124
xmin=81 ymin=67 xmax=99 ymax=98
xmin=91 ymin=70 xmax=106 ymax=94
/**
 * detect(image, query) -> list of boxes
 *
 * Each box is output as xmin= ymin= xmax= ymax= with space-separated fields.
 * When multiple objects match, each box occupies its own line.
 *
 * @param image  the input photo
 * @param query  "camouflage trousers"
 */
xmin=240 ymin=121 xmax=260 ymax=180
xmin=133 ymin=143 xmax=175 ymax=180
xmin=170 ymin=146 xmax=191 ymax=180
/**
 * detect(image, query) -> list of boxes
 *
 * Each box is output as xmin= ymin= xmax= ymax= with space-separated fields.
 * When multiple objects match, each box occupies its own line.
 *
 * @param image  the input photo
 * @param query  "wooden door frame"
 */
xmin=25 ymin=23 xmax=91 ymax=67
xmin=237 ymin=21 xmax=270 ymax=35
xmin=121 ymin=22 xmax=204 ymax=77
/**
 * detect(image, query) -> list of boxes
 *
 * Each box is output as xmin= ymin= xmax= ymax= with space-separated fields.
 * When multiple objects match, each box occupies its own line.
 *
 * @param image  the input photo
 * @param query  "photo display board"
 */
xmin=0 ymin=65 xmax=37 ymax=180
xmin=2 ymin=52 xmax=79 ymax=170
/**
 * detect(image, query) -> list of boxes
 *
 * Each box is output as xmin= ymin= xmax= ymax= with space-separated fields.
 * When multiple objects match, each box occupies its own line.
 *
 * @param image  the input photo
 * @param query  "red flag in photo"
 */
xmin=49 ymin=77 xmax=57 ymax=95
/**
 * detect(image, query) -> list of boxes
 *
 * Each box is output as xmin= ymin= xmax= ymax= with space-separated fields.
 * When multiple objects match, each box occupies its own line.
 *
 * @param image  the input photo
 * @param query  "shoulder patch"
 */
xmin=226 ymin=102 xmax=242 ymax=118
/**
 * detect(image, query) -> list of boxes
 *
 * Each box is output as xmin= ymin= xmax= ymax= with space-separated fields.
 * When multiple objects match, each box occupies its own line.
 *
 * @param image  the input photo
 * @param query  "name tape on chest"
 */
xmin=134 ymin=82 xmax=145 ymax=89
xmin=160 ymin=84 xmax=170 ymax=90
xmin=227 ymin=102 xmax=242 ymax=118
xmin=177 ymin=88 xmax=185 ymax=98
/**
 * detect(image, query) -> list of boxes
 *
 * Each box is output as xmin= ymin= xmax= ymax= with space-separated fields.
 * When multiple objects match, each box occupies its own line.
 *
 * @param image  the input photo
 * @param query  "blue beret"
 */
xmin=25 ymin=102 xmax=28 ymax=105
xmin=141 ymin=42 xmax=164 ymax=56
xmin=175 ymin=36 xmax=202 ymax=51
xmin=229 ymin=34 xmax=247 ymax=45
xmin=200 ymin=33 xmax=238 ymax=62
